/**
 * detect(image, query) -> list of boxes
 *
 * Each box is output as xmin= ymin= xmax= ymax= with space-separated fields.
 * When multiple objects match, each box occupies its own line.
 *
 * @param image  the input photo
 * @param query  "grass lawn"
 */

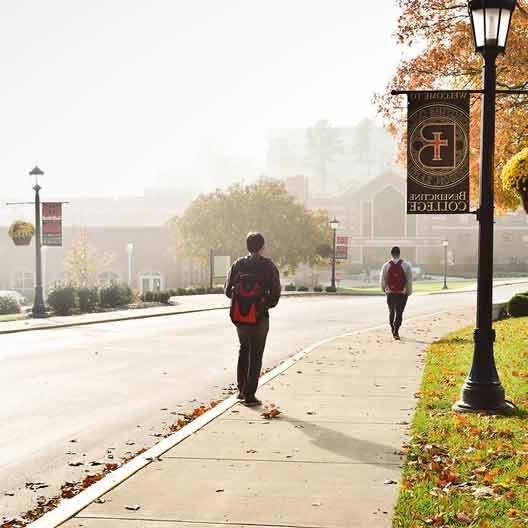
xmin=393 ymin=317 xmax=528 ymax=527
xmin=342 ymin=281 xmax=475 ymax=295
xmin=0 ymin=313 xmax=26 ymax=322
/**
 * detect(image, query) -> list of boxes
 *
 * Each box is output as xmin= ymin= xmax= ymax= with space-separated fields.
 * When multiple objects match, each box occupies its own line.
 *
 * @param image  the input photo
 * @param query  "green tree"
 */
xmin=306 ymin=119 xmax=344 ymax=194
xmin=64 ymin=229 xmax=115 ymax=287
xmin=170 ymin=179 xmax=332 ymax=273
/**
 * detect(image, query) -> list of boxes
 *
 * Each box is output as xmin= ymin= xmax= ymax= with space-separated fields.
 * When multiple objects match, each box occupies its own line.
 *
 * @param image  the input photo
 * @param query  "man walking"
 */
xmin=225 ymin=232 xmax=281 ymax=406
xmin=380 ymin=246 xmax=413 ymax=340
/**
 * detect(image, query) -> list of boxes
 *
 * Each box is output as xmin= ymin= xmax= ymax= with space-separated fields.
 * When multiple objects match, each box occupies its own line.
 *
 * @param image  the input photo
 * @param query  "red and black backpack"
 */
xmin=230 ymin=269 xmax=266 ymax=325
xmin=387 ymin=260 xmax=407 ymax=293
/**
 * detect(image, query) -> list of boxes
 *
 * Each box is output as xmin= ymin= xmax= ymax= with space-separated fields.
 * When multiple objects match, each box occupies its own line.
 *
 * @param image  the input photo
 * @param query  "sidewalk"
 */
xmin=49 ymin=308 xmax=472 ymax=528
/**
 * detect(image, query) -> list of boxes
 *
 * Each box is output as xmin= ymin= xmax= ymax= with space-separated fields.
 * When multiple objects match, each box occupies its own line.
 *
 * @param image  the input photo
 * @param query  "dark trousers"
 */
xmin=236 ymin=317 xmax=269 ymax=398
xmin=386 ymin=293 xmax=408 ymax=332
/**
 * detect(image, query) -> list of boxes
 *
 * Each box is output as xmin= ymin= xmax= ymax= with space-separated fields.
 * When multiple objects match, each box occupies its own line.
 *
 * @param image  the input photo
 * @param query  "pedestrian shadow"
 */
xmin=277 ymin=414 xmax=402 ymax=470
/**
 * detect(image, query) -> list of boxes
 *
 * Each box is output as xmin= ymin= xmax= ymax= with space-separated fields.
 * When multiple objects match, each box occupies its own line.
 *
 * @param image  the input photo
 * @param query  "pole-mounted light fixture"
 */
xmin=329 ymin=218 xmax=340 ymax=231
xmin=468 ymin=0 xmax=516 ymax=55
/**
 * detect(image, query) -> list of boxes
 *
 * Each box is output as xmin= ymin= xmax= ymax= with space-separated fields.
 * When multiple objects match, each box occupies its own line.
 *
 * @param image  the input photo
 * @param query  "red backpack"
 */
xmin=230 ymin=272 xmax=265 ymax=325
xmin=387 ymin=260 xmax=407 ymax=293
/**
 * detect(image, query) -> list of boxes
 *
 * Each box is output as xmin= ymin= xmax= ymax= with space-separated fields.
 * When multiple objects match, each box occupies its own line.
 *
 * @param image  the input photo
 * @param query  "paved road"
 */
xmin=0 ymin=285 xmax=524 ymax=521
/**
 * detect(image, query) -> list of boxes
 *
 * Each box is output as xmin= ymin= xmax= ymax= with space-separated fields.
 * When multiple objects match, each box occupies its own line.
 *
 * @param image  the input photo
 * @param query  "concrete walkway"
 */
xmin=56 ymin=308 xmax=472 ymax=528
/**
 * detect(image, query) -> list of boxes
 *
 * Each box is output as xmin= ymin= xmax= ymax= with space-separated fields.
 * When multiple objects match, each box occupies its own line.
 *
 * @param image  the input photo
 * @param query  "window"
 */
xmin=12 ymin=270 xmax=34 ymax=299
xmin=139 ymin=272 xmax=164 ymax=293
xmin=98 ymin=271 xmax=120 ymax=285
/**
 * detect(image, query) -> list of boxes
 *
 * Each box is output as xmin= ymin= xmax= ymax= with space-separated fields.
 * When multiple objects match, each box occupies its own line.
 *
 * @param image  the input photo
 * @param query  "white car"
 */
xmin=0 ymin=290 xmax=28 ymax=306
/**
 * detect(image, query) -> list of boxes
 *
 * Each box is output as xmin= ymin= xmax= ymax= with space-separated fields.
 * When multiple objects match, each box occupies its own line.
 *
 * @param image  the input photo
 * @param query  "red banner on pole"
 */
xmin=336 ymin=236 xmax=349 ymax=260
xmin=42 ymin=202 xmax=62 ymax=246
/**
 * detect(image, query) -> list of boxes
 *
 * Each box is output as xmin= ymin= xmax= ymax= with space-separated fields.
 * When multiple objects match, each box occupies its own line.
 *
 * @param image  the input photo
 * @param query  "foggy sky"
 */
xmin=0 ymin=0 xmax=401 ymax=200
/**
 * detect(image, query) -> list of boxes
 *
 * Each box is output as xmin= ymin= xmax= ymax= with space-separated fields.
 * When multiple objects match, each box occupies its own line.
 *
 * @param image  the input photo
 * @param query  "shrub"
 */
xmin=508 ymin=294 xmax=528 ymax=317
xmin=47 ymin=284 xmax=76 ymax=315
xmin=141 ymin=290 xmax=153 ymax=302
xmin=78 ymin=287 xmax=99 ymax=313
xmin=297 ymin=286 xmax=309 ymax=292
xmin=158 ymin=291 xmax=171 ymax=304
xmin=100 ymin=282 xmax=133 ymax=308
xmin=285 ymin=284 xmax=296 ymax=292
xmin=194 ymin=286 xmax=207 ymax=295
xmin=207 ymin=287 xmax=224 ymax=294
xmin=313 ymin=285 xmax=323 ymax=292
xmin=0 ymin=295 xmax=21 ymax=315
xmin=325 ymin=286 xmax=337 ymax=293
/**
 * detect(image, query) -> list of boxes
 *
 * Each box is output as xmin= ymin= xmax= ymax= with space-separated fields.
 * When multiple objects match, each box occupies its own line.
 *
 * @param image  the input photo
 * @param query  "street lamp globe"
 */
xmin=329 ymin=218 xmax=340 ymax=231
xmin=126 ymin=242 xmax=134 ymax=255
xmin=443 ymin=239 xmax=449 ymax=248
xmin=468 ymin=0 xmax=516 ymax=55
xmin=29 ymin=166 xmax=44 ymax=189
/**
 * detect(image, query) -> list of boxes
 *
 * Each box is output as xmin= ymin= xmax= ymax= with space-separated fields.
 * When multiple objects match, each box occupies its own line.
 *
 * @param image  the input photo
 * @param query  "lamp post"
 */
xmin=443 ymin=239 xmax=449 ymax=290
xmin=126 ymin=243 xmax=134 ymax=287
xmin=453 ymin=0 xmax=517 ymax=414
xmin=329 ymin=218 xmax=340 ymax=290
xmin=30 ymin=166 xmax=47 ymax=318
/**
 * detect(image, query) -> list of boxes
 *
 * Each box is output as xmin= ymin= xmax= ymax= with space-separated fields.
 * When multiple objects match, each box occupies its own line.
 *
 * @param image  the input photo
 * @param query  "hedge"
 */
xmin=0 ymin=296 xmax=21 ymax=315
xmin=508 ymin=293 xmax=528 ymax=317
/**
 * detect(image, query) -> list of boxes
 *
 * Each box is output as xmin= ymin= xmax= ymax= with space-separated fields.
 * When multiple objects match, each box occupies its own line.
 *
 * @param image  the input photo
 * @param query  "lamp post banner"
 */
xmin=336 ymin=236 xmax=348 ymax=260
xmin=407 ymin=91 xmax=470 ymax=214
xmin=42 ymin=202 xmax=62 ymax=246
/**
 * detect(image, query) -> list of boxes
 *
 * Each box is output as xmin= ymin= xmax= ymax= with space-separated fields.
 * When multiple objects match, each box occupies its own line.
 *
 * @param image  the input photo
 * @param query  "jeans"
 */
xmin=236 ymin=317 xmax=269 ymax=398
xmin=386 ymin=293 xmax=408 ymax=332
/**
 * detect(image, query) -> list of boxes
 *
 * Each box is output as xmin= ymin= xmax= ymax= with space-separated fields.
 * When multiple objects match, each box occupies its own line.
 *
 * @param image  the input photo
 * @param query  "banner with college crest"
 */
xmin=42 ymin=202 xmax=63 ymax=246
xmin=407 ymin=91 xmax=470 ymax=214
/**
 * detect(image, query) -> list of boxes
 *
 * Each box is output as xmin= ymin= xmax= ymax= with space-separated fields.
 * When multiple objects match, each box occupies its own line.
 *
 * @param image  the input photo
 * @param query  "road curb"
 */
xmin=0 ymin=306 xmax=230 ymax=336
xmin=0 ymin=292 xmax=375 ymax=336
xmin=26 ymin=309 xmax=450 ymax=528
xmin=2 ymin=280 xmax=526 ymax=336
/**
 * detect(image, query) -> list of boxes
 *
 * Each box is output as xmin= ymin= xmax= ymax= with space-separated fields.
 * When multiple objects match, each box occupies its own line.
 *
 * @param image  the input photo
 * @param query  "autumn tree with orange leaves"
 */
xmin=376 ymin=0 xmax=528 ymax=211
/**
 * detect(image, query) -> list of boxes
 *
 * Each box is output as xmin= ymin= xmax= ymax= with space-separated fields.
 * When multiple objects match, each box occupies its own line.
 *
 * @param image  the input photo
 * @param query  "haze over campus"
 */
xmin=0 ymin=0 xmax=402 ymax=201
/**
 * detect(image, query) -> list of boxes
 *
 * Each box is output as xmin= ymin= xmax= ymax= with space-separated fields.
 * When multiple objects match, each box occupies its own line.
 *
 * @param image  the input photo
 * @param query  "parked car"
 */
xmin=0 ymin=290 xmax=28 ymax=306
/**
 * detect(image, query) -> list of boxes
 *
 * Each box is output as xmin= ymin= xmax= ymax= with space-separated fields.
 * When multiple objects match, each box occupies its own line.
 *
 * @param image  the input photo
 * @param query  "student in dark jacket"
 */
xmin=225 ymin=232 xmax=281 ymax=406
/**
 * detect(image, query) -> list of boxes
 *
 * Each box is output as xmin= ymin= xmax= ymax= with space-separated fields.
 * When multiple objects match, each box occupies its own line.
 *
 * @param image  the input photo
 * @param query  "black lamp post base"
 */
xmin=452 ymin=399 xmax=515 ymax=416
xmin=452 ymin=380 xmax=515 ymax=416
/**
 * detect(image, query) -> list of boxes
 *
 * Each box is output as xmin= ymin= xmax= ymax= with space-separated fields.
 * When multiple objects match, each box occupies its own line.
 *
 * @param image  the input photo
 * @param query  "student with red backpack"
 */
xmin=225 ymin=233 xmax=281 ymax=406
xmin=380 ymin=246 xmax=413 ymax=340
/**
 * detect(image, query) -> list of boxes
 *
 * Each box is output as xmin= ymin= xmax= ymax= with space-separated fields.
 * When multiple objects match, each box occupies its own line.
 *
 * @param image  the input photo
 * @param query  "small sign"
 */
xmin=42 ymin=202 xmax=62 ymax=246
xmin=407 ymin=91 xmax=470 ymax=214
xmin=213 ymin=255 xmax=231 ymax=279
xmin=336 ymin=245 xmax=348 ymax=260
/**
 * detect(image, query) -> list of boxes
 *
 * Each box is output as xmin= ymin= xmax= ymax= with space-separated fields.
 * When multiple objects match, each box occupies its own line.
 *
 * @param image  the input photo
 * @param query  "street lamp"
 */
xmin=30 ymin=166 xmax=47 ymax=318
xmin=329 ymin=218 xmax=340 ymax=290
xmin=126 ymin=243 xmax=134 ymax=287
xmin=453 ymin=0 xmax=517 ymax=414
xmin=442 ymin=239 xmax=449 ymax=290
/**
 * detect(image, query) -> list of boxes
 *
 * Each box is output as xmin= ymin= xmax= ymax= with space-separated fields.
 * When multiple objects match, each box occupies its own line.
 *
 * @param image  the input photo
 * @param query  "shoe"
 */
xmin=236 ymin=392 xmax=245 ymax=400
xmin=243 ymin=397 xmax=262 ymax=407
xmin=394 ymin=331 xmax=401 ymax=340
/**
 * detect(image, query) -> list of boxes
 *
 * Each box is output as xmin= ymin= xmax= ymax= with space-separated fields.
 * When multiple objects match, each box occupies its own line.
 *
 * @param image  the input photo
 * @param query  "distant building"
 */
xmin=310 ymin=171 xmax=528 ymax=275
xmin=284 ymin=175 xmax=309 ymax=206
xmin=0 ymin=191 xmax=209 ymax=300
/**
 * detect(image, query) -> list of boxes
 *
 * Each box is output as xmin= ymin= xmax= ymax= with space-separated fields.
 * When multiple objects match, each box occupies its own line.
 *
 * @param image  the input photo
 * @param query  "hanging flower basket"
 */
xmin=501 ymin=148 xmax=528 ymax=213
xmin=8 ymin=220 xmax=35 ymax=246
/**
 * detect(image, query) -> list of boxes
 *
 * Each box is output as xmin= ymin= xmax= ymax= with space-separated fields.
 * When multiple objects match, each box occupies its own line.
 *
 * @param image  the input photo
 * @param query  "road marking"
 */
xmin=28 ymin=309 xmax=451 ymax=527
